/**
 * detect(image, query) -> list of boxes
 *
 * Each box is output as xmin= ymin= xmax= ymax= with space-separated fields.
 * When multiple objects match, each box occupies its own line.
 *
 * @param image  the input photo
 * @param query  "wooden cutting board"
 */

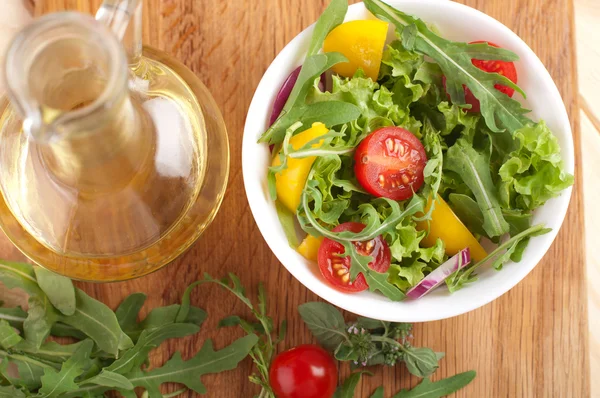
xmin=0 ymin=0 xmax=589 ymax=396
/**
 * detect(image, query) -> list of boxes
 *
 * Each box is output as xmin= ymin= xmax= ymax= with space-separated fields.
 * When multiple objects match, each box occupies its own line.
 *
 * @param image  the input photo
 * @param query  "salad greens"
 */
xmin=0 ymin=261 xmax=257 ymax=397
xmin=299 ymin=302 xmax=477 ymax=397
xmin=0 ymin=261 xmax=477 ymax=397
xmin=338 ymin=370 xmax=476 ymax=398
xmin=260 ymin=0 xmax=573 ymax=300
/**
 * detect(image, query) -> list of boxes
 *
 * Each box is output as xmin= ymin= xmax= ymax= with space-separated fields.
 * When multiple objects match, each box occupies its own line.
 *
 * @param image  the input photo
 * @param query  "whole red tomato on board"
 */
xmin=269 ymin=344 xmax=337 ymax=398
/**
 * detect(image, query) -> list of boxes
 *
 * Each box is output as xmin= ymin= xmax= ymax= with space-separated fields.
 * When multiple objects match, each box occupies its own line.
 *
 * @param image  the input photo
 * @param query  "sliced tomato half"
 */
xmin=317 ymin=222 xmax=391 ymax=293
xmin=354 ymin=127 xmax=427 ymax=201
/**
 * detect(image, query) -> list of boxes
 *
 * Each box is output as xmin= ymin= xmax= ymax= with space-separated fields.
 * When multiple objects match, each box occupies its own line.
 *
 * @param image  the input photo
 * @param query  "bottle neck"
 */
xmin=4 ymin=12 xmax=155 ymax=192
xmin=40 ymin=94 xmax=156 ymax=192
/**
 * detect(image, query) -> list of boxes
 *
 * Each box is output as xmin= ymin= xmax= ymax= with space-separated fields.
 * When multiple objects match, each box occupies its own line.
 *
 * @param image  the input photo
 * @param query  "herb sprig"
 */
xmin=0 ymin=262 xmax=257 ymax=397
xmin=298 ymin=302 xmax=441 ymax=376
xmin=175 ymin=273 xmax=286 ymax=398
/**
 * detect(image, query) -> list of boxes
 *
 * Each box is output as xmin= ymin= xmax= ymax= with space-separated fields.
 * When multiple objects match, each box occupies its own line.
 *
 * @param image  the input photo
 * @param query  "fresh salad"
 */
xmin=259 ymin=0 xmax=573 ymax=301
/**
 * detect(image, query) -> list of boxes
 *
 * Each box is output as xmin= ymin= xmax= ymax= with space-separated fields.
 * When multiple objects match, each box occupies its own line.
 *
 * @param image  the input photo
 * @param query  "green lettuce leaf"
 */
xmin=498 ymin=121 xmax=573 ymax=211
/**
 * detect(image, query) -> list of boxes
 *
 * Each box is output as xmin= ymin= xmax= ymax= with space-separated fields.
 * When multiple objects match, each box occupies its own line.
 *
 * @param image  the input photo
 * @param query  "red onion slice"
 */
xmin=406 ymin=248 xmax=471 ymax=300
xmin=268 ymin=66 xmax=327 ymax=126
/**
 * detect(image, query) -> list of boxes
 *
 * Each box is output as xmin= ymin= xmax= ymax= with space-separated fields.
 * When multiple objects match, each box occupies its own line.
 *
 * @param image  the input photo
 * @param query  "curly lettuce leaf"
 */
xmin=364 ymin=0 xmax=531 ymax=134
xmin=498 ymin=121 xmax=573 ymax=211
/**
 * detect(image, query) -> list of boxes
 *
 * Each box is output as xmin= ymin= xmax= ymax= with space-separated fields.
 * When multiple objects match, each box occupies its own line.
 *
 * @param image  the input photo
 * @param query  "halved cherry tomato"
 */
xmin=317 ymin=222 xmax=391 ymax=293
xmin=442 ymin=41 xmax=518 ymax=113
xmin=269 ymin=344 xmax=337 ymax=398
xmin=354 ymin=127 xmax=427 ymax=201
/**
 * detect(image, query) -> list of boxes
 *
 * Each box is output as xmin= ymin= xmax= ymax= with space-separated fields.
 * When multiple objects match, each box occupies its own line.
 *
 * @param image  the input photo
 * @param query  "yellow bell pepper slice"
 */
xmin=297 ymin=234 xmax=324 ymax=262
xmin=416 ymin=196 xmax=487 ymax=262
xmin=323 ymin=20 xmax=389 ymax=81
xmin=272 ymin=122 xmax=329 ymax=212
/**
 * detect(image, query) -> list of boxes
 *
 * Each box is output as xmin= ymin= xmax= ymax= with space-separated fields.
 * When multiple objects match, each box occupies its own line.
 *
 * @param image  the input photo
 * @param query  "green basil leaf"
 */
xmin=402 ymin=346 xmax=440 ymax=378
xmin=298 ymin=302 xmax=348 ymax=351
xmin=355 ymin=317 xmax=388 ymax=330
xmin=33 ymin=267 xmax=76 ymax=316
xmin=392 ymin=370 xmax=476 ymax=398
xmin=370 ymin=386 xmax=385 ymax=398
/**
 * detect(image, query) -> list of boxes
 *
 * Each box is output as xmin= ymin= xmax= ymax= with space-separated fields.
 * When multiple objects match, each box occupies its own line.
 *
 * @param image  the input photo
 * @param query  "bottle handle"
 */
xmin=96 ymin=0 xmax=142 ymax=65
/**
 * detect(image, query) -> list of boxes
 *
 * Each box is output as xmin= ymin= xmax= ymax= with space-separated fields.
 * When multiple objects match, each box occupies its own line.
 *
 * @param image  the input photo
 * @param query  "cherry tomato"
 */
xmin=442 ymin=41 xmax=518 ymax=113
xmin=269 ymin=344 xmax=337 ymax=398
xmin=354 ymin=127 xmax=427 ymax=201
xmin=317 ymin=222 xmax=391 ymax=293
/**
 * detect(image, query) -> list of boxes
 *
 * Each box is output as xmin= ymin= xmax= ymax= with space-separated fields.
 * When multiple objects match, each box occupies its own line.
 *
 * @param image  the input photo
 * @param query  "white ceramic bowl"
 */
xmin=242 ymin=0 xmax=574 ymax=322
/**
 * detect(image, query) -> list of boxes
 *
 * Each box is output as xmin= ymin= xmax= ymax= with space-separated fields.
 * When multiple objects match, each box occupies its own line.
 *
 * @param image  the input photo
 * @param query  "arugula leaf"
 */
xmin=0 ymin=354 xmax=50 ymax=390
xmin=0 ymin=306 xmax=28 ymax=331
xmin=0 ymin=260 xmax=44 ymax=298
xmin=33 ymin=267 xmax=76 ymax=316
xmin=0 ymin=385 xmax=26 ymax=397
xmin=307 ymin=0 xmax=347 ymax=57
xmin=0 ymin=319 xmax=22 ymax=349
xmin=364 ymin=0 xmax=530 ymax=134
xmin=393 ymin=371 xmax=476 ymax=398
xmin=334 ymin=371 xmax=372 ymax=398
xmin=421 ymin=120 xmax=443 ymax=202
xmin=59 ymin=289 xmax=133 ymax=357
xmin=81 ymin=370 xmax=134 ymax=390
xmin=302 ymin=179 xmax=425 ymax=242
xmin=115 ymin=293 xmax=147 ymax=332
xmin=260 ymin=52 xmax=360 ymax=144
xmin=37 ymin=339 xmax=93 ymax=398
xmin=445 ymin=138 xmax=509 ymax=237
xmin=107 ymin=323 xmax=200 ymax=375
xmin=298 ymin=302 xmax=349 ymax=351
xmin=127 ymin=335 xmax=258 ymax=396
xmin=24 ymin=295 xmax=58 ymax=349
xmin=448 ymin=193 xmax=486 ymax=237
xmin=447 ymin=224 xmax=550 ymax=292
xmin=15 ymin=340 xmax=88 ymax=364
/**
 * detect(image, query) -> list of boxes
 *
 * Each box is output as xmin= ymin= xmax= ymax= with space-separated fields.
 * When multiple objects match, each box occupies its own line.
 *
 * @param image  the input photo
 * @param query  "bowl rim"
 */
xmin=242 ymin=0 xmax=574 ymax=322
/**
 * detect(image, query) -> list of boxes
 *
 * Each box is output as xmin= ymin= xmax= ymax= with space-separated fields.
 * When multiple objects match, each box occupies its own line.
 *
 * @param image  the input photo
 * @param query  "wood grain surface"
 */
xmin=0 ymin=0 xmax=589 ymax=396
